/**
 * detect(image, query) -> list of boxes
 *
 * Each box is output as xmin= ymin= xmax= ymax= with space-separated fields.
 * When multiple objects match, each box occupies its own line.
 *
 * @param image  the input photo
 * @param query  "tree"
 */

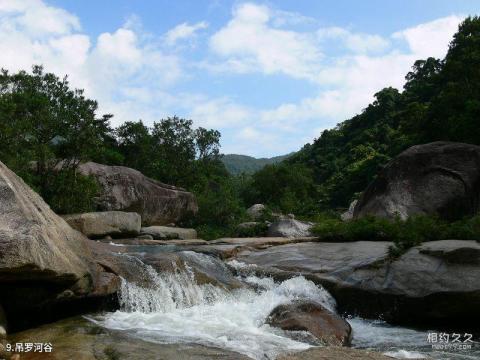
xmin=0 ymin=66 xmax=111 ymax=212
xmin=116 ymin=120 xmax=153 ymax=175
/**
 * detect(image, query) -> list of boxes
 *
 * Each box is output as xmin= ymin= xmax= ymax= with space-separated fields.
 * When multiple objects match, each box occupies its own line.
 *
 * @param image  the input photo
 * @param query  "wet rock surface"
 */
xmin=266 ymin=300 xmax=352 ymax=346
xmin=78 ymin=162 xmax=198 ymax=225
xmin=7 ymin=317 xmax=251 ymax=360
xmin=354 ymin=142 xmax=480 ymax=220
xmin=62 ymin=211 xmax=141 ymax=239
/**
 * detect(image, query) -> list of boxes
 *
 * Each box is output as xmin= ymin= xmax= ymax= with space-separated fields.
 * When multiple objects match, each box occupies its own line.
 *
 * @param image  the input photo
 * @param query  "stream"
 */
xmin=88 ymin=248 xmax=479 ymax=360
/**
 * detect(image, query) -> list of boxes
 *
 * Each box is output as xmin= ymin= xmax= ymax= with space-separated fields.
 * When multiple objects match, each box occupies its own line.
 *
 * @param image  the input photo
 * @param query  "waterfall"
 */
xmin=91 ymin=255 xmax=337 ymax=359
xmin=118 ymin=261 xmax=227 ymax=313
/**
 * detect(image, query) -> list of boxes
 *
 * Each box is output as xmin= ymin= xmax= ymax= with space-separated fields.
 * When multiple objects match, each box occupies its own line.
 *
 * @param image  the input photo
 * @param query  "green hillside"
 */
xmin=246 ymin=16 xmax=480 ymax=213
xmin=221 ymin=153 xmax=294 ymax=175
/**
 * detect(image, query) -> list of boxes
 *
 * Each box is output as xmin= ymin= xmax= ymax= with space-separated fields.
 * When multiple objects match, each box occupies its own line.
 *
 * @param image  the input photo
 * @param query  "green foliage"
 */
xmin=236 ymin=222 xmax=269 ymax=238
xmin=221 ymin=153 xmax=294 ymax=175
xmin=39 ymin=169 xmax=99 ymax=214
xmin=243 ymin=163 xmax=318 ymax=215
xmin=188 ymin=173 xmax=247 ymax=237
xmin=311 ymin=214 xmax=480 ymax=257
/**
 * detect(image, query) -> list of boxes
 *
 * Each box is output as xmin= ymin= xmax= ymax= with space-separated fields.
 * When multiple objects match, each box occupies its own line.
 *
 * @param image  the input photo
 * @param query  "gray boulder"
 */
xmin=140 ymin=226 xmax=197 ymax=240
xmin=354 ymin=142 xmax=480 ymax=220
xmin=62 ymin=211 xmax=141 ymax=239
xmin=266 ymin=300 xmax=352 ymax=346
xmin=78 ymin=162 xmax=198 ymax=225
xmin=236 ymin=240 xmax=480 ymax=328
xmin=246 ymin=204 xmax=266 ymax=220
xmin=267 ymin=218 xmax=312 ymax=238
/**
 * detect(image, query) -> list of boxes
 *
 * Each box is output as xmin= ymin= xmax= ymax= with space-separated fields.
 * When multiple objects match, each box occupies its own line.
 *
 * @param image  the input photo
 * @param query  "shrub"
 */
xmin=39 ymin=169 xmax=99 ymax=214
xmin=236 ymin=222 xmax=269 ymax=238
xmin=311 ymin=214 xmax=480 ymax=257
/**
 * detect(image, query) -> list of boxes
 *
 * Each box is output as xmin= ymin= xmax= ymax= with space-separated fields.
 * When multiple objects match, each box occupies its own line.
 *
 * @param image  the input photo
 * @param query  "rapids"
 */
xmin=88 ymin=253 xmax=479 ymax=360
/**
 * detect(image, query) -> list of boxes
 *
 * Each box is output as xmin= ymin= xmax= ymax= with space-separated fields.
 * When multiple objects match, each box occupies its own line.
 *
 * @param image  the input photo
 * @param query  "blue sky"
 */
xmin=1 ymin=1 xmax=479 ymax=157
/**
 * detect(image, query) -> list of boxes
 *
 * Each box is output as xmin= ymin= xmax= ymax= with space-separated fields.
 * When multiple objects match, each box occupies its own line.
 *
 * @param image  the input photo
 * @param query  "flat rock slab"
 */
xmin=99 ymin=238 xmax=208 ymax=246
xmin=8 ymin=317 xmax=250 ymax=360
xmin=63 ymin=211 xmax=141 ymax=238
xmin=236 ymin=241 xmax=391 ymax=274
xmin=210 ymin=237 xmax=317 ymax=247
xmin=141 ymin=226 xmax=197 ymax=240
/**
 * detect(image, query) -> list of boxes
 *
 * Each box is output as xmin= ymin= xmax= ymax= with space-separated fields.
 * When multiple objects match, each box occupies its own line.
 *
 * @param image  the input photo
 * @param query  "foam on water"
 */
xmin=91 ymin=259 xmax=336 ymax=359
xmin=349 ymin=317 xmax=480 ymax=360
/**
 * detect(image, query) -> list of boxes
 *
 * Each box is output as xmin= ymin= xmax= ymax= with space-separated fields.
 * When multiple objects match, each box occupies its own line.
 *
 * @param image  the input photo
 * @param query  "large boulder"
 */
xmin=62 ymin=211 xmax=141 ymax=239
xmin=267 ymin=217 xmax=312 ymax=238
xmin=266 ymin=300 xmax=352 ymax=346
xmin=236 ymin=240 xmax=480 ymax=328
xmin=354 ymin=142 xmax=480 ymax=220
xmin=140 ymin=226 xmax=197 ymax=240
xmin=78 ymin=162 xmax=198 ymax=225
xmin=0 ymin=161 xmax=105 ymax=331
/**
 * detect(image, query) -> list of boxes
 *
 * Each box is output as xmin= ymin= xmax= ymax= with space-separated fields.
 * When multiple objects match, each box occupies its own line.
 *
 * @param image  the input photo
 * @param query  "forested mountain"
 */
xmin=221 ymin=153 xmax=293 ymax=175
xmin=246 ymin=16 xmax=480 ymax=213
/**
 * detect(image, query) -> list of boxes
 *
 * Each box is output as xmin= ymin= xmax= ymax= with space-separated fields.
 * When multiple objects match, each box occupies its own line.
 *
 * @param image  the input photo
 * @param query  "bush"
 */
xmin=236 ymin=222 xmax=269 ymax=237
xmin=311 ymin=214 xmax=480 ymax=257
xmin=39 ymin=169 xmax=99 ymax=214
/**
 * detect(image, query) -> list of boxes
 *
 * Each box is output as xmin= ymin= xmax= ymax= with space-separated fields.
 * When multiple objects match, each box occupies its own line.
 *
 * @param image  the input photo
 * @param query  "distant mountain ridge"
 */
xmin=221 ymin=153 xmax=294 ymax=175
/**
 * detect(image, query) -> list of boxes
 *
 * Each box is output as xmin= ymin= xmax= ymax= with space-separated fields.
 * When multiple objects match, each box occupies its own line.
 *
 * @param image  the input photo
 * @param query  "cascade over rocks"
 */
xmin=78 ymin=162 xmax=198 ymax=225
xmin=266 ymin=300 xmax=352 ymax=346
xmin=354 ymin=142 xmax=480 ymax=220
xmin=62 ymin=211 xmax=141 ymax=239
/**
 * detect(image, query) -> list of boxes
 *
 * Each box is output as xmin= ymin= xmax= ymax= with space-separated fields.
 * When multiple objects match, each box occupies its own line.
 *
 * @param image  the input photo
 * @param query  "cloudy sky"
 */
xmin=0 ymin=0 xmax=478 ymax=157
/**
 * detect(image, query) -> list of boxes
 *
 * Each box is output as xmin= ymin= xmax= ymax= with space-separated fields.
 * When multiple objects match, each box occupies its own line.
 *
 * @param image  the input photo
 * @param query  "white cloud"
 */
xmin=393 ymin=15 xmax=463 ymax=58
xmin=187 ymin=96 xmax=252 ymax=128
xmin=0 ymin=0 xmax=80 ymax=36
xmin=204 ymin=8 xmax=464 ymax=155
xmin=317 ymin=27 xmax=390 ymax=54
xmin=165 ymin=21 xmax=208 ymax=46
xmin=209 ymin=3 xmax=322 ymax=80
xmin=0 ymin=0 xmax=183 ymax=127
xmin=0 ymin=0 xmax=466 ymax=157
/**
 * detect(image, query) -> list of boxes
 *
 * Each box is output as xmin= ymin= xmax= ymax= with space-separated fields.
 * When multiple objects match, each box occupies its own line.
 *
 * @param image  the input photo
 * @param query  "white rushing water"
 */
xmin=90 ymin=256 xmax=479 ymax=360
xmin=91 ymin=257 xmax=336 ymax=359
